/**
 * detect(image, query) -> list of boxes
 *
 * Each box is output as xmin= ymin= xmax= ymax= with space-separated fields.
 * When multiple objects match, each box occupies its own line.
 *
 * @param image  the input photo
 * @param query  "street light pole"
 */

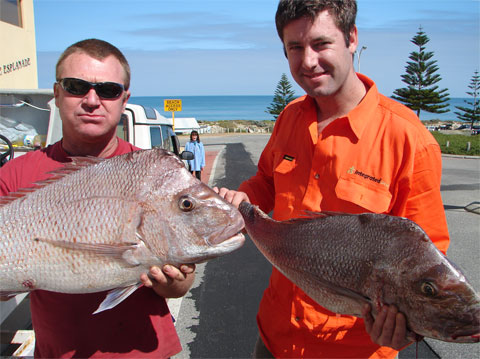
xmin=356 ymin=46 xmax=367 ymax=73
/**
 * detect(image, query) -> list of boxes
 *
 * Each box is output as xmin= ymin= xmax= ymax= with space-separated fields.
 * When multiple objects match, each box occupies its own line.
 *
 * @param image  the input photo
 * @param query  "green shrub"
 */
xmin=431 ymin=132 xmax=480 ymax=155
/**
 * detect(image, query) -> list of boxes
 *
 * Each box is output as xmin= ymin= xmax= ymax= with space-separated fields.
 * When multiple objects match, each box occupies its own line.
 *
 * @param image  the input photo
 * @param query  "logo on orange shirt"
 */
xmin=347 ymin=166 xmax=389 ymax=188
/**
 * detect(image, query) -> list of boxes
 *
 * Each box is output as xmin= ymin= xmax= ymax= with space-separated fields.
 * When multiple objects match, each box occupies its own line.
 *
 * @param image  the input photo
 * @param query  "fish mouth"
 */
xmin=205 ymin=212 xmax=245 ymax=247
xmin=450 ymin=331 xmax=480 ymax=343
xmin=175 ymin=233 xmax=245 ymax=265
xmin=209 ymin=232 xmax=245 ymax=251
xmin=441 ymin=308 xmax=480 ymax=343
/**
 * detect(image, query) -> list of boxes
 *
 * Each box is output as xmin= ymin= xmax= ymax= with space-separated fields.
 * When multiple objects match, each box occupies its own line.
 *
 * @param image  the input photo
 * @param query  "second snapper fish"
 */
xmin=238 ymin=201 xmax=480 ymax=343
xmin=0 ymin=148 xmax=245 ymax=313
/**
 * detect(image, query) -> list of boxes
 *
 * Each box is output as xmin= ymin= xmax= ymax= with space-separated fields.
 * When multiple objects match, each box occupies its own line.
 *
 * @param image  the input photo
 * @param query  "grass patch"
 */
xmin=214 ymin=120 xmax=275 ymax=129
xmin=198 ymin=120 xmax=276 ymax=132
xmin=431 ymin=132 xmax=480 ymax=156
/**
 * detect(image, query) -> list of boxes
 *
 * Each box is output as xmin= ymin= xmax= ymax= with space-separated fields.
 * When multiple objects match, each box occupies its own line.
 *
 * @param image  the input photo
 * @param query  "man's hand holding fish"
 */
xmin=362 ymin=304 xmax=412 ymax=351
xmin=141 ymin=264 xmax=196 ymax=299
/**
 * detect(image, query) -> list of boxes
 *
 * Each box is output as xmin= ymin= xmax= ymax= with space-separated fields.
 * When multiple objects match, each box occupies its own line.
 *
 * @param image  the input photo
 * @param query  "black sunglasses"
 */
xmin=58 ymin=77 xmax=125 ymax=99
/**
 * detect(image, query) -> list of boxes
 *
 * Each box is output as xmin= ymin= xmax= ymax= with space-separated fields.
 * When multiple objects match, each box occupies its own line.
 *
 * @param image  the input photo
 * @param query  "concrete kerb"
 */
xmin=441 ymin=154 xmax=480 ymax=159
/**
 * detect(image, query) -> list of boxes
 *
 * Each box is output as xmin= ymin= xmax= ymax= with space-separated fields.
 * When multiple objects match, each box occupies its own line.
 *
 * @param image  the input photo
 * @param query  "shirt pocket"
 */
xmin=335 ymin=177 xmax=392 ymax=213
xmin=273 ymin=150 xmax=297 ymax=193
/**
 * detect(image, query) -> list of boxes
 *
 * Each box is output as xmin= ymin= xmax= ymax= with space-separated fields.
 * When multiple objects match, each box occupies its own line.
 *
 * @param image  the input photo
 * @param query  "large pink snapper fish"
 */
xmin=0 ymin=149 xmax=245 ymax=313
xmin=238 ymin=201 xmax=480 ymax=344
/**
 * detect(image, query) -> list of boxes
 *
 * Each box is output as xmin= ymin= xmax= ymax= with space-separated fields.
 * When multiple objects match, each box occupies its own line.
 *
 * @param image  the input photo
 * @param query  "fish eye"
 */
xmin=179 ymin=196 xmax=195 ymax=212
xmin=421 ymin=281 xmax=437 ymax=297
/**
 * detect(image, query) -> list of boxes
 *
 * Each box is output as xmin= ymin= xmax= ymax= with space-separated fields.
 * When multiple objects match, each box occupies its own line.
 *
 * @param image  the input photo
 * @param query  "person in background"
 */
xmin=184 ymin=130 xmax=205 ymax=180
xmin=215 ymin=0 xmax=450 ymax=358
xmin=0 ymin=38 xmax=195 ymax=358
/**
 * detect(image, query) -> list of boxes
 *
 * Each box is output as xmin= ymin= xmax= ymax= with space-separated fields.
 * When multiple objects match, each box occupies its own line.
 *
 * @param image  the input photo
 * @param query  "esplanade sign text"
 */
xmin=0 ymin=57 xmax=32 ymax=76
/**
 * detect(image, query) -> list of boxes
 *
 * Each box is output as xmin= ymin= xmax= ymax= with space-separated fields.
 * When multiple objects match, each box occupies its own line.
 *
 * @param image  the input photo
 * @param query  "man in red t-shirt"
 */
xmin=0 ymin=39 xmax=194 ymax=358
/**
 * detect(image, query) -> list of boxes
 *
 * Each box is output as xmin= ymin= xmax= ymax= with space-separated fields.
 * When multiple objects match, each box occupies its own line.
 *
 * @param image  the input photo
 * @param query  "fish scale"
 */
xmin=1 ymin=148 xmax=245 ymax=313
xmin=238 ymin=201 xmax=480 ymax=343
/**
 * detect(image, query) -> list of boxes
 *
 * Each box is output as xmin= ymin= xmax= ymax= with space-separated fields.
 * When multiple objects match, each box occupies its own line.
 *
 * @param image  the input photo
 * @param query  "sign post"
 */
xmin=164 ymin=99 xmax=182 ymax=131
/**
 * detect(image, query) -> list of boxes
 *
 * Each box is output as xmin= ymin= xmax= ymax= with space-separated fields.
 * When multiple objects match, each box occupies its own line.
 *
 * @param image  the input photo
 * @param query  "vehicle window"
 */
xmin=150 ymin=127 xmax=162 ymax=148
xmin=161 ymin=125 xmax=174 ymax=152
xmin=117 ymin=114 xmax=129 ymax=142
xmin=142 ymin=106 xmax=157 ymax=120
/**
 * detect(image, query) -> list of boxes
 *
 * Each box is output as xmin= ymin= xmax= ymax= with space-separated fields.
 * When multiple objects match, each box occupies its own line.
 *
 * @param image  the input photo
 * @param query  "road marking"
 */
xmin=168 ymin=149 xmax=223 ymax=323
xmin=208 ymin=148 xmax=223 ymax=187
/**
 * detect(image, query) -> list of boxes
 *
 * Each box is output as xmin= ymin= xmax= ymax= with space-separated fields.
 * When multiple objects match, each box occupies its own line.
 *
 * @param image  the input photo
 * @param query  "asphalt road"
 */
xmin=172 ymin=134 xmax=480 ymax=359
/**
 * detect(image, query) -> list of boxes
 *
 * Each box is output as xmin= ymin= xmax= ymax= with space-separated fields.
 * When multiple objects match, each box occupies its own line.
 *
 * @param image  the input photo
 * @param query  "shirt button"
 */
xmin=314 ymin=173 xmax=319 ymax=179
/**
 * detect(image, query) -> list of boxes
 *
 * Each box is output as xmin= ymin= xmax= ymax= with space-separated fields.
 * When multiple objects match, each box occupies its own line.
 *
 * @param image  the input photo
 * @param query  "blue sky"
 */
xmin=34 ymin=0 xmax=479 ymax=97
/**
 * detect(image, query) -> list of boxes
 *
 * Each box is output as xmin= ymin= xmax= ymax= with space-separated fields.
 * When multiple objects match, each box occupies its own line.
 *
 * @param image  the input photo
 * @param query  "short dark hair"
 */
xmin=56 ymin=38 xmax=131 ymax=90
xmin=275 ymin=0 xmax=357 ymax=47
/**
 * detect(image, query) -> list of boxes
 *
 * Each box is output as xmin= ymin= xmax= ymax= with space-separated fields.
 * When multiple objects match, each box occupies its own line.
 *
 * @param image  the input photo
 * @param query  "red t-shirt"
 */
xmin=0 ymin=139 xmax=182 ymax=358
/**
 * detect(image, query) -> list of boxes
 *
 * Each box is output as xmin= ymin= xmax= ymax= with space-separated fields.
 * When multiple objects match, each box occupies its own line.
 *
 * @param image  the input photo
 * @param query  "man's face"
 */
xmin=283 ymin=10 xmax=357 ymax=99
xmin=54 ymin=52 xmax=130 ymax=145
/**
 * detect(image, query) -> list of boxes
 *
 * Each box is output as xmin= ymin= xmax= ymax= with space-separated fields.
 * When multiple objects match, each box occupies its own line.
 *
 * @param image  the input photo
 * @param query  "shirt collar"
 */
xmin=346 ymin=73 xmax=380 ymax=140
xmin=300 ymin=73 xmax=380 ymax=141
xmin=297 ymin=96 xmax=320 ymax=144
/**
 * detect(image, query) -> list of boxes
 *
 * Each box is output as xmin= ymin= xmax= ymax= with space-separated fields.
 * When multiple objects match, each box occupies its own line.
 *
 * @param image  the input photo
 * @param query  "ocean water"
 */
xmin=131 ymin=95 xmax=274 ymax=122
xmin=130 ymin=95 xmax=472 ymax=123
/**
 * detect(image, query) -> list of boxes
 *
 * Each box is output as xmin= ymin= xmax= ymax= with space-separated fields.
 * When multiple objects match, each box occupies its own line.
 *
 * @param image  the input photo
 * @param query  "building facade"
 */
xmin=0 ymin=0 xmax=38 ymax=89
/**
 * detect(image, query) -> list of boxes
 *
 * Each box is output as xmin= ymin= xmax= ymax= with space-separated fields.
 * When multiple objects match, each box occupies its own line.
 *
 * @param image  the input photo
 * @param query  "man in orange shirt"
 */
xmin=216 ymin=0 xmax=449 ymax=358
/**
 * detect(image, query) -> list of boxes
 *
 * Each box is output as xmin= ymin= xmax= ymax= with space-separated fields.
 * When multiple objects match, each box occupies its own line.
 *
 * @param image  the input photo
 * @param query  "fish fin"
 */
xmin=296 ymin=211 xmax=329 ymax=219
xmin=313 ymin=275 xmax=371 ymax=305
xmin=35 ymin=238 xmax=143 ymax=265
xmin=45 ymin=156 xmax=104 ymax=176
xmin=122 ymin=238 xmax=158 ymax=266
xmin=0 ymin=188 xmax=45 ymax=206
xmin=283 ymin=210 xmax=358 ymax=222
xmin=0 ymin=157 xmax=104 ymax=207
xmin=36 ymin=238 xmax=157 ymax=267
xmin=0 ymin=291 xmax=26 ymax=298
xmin=301 ymin=210 xmax=358 ymax=218
xmin=326 ymin=283 xmax=372 ymax=306
xmin=68 ymin=156 xmax=105 ymax=166
xmin=281 ymin=211 xmax=336 ymax=223
xmin=93 ymin=283 xmax=142 ymax=314
xmin=284 ymin=266 xmax=372 ymax=307
xmin=35 ymin=157 xmax=104 ymax=184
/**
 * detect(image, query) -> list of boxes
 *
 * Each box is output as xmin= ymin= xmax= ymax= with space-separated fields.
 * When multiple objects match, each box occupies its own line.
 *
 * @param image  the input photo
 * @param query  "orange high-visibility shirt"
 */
xmin=239 ymin=74 xmax=449 ymax=358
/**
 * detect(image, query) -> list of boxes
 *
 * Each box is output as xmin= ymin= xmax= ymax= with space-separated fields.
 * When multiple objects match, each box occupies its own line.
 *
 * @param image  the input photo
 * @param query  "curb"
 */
xmin=441 ymin=154 xmax=480 ymax=159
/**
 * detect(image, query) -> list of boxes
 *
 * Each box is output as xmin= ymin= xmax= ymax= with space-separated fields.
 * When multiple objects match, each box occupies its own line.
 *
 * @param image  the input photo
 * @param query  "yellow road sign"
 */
xmin=164 ymin=99 xmax=182 ymax=112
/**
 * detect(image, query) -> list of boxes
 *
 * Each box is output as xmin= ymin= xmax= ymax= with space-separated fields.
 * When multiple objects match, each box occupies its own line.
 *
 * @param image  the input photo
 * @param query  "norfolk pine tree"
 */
xmin=454 ymin=70 xmax=480 ymax=129
xmin=266 ymin=73 xmax=296 ymax=120
xmin=392 ymin=27 xmax=450 ymax=119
